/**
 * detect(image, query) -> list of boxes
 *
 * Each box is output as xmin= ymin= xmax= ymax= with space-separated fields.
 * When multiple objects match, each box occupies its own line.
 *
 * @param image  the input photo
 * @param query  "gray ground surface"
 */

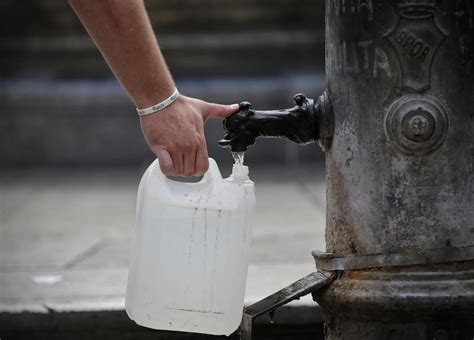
xmin=0 ymin=161 xmax=327 ymax=338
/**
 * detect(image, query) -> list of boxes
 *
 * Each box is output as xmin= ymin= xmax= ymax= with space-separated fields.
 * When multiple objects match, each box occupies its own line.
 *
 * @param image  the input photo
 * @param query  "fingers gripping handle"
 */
xmin=154 ymin=157 xmax=222 ymax=186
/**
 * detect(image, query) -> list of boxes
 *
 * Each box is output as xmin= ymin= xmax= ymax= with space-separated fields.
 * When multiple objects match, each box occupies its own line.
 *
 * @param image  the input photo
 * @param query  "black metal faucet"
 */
xmin=219 ymin=91 xmax=334 ymax=152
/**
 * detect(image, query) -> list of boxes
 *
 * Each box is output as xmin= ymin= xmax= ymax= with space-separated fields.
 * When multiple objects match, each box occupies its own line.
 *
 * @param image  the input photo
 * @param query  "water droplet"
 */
xmin=269 ymin=310 xmax=275 ymax=324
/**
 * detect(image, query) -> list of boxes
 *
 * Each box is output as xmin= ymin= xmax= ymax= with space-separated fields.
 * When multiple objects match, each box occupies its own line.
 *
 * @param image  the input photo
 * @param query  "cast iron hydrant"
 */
xmin=220 ymin=1 xmax=474 ymax=339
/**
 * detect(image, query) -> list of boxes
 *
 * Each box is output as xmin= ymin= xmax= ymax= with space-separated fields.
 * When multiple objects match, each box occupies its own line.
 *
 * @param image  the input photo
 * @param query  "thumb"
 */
xmin=205 ymin=103 xmax=239 ymax=119
xmin=155 ymin=149 xmax=174 ymax=175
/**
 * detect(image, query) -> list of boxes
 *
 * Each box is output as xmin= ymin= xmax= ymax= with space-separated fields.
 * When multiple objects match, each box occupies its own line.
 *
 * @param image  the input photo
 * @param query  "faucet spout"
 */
xmin=219 ymin=91 xmax=333 ymax=152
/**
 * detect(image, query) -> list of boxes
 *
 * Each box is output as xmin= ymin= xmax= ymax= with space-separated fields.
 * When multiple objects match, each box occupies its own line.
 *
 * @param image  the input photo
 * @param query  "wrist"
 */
xmin=133 ymin=82 xmax=176 ymax=109
xmin=136 ymin=87 xmax=180 ymax=116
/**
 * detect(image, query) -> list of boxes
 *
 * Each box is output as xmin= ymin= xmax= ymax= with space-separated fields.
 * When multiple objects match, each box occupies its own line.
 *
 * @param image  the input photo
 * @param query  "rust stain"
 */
xmin=327 ymin=156 xmax=366 ymax=255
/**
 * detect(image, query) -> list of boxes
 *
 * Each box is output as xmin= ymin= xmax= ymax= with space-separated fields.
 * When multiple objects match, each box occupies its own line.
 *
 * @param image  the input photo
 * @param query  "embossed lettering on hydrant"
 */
xmin=328 ymin=41 xmax=392 ymax=78
xmin=328 ymin=0 xmax=374 ymax=20
xmin=386 ymin=0 xmax=447 ymax=91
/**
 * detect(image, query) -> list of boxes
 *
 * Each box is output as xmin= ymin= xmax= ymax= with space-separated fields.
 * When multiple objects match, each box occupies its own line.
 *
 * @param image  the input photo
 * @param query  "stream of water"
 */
xmin=232 ymin=152 xmax=245 ymax=166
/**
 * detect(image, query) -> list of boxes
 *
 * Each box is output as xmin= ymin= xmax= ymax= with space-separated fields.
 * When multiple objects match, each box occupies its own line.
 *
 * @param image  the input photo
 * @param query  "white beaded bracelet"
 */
xmin=136 ymin=88 xmax=180 ymax=116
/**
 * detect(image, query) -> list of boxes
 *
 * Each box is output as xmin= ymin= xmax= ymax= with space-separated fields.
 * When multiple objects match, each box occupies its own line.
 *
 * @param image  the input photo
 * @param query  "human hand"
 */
xmin=140 ymin=95 xmax=239 ymax=177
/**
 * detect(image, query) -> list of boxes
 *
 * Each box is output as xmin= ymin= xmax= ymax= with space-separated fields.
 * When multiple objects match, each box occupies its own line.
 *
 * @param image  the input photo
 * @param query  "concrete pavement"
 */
xmin=0 ymin=161 xmax=327 ymax=338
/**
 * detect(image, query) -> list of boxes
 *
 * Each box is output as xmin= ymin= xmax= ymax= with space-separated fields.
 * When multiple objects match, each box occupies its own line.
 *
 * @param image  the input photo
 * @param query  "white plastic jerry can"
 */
xmin=125 ymin=158 xmax=255 ymax=336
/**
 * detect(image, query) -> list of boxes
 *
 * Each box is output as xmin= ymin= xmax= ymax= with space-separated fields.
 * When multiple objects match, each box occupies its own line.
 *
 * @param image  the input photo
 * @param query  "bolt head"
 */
xmin=401 ymin=108 xmax=435 ymax=142
xmin=408 ymin=115 xmax=429 ymax=136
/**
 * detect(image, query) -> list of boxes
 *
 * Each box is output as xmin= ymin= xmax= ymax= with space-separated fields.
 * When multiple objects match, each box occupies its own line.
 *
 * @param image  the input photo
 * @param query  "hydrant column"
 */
xmin=325 ymin=0 xmax=473 ymax=258
xmin=314 ymin=0 xmax=474 ymax=339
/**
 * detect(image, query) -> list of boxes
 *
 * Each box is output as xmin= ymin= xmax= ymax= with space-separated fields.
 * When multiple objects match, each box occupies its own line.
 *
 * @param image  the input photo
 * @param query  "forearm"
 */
xmin=69 ymin=0 xmax=174 ymax=108
xmin=70 ymin=0 xmax=238 ymax=177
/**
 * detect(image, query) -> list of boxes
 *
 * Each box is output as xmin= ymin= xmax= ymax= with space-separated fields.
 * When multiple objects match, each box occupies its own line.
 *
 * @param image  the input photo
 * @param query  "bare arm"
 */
xmin=69 ymin=0 xmax=238 ymax=176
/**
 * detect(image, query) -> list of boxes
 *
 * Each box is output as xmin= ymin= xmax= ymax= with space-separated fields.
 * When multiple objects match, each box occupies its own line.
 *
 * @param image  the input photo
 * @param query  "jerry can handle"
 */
xmin=154 ymin=157 xmax=222 ymax=187
xmin=200 ymin=158 xmax=223 ymax=185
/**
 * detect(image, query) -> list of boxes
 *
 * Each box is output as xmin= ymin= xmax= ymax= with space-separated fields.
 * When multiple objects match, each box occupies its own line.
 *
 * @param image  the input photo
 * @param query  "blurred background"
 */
xmin=0 ymin=0 xmax=325 ymax=168
xmin=1 ymin=1 xmax=327 ymax=339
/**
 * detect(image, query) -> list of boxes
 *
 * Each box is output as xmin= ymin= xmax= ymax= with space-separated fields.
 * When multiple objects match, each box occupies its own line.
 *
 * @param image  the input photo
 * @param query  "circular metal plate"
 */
xmin=384 ymin=95 xmax=449 ymax=156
